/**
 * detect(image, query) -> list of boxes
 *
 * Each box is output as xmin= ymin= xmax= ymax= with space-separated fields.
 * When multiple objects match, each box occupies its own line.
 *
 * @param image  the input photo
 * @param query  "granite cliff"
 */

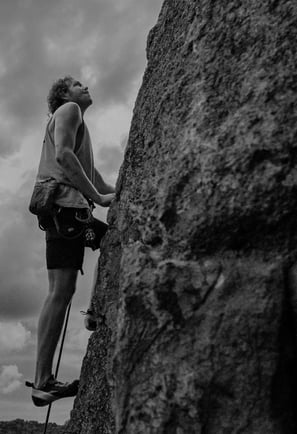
xmin=65 ymin=0 xmax=297 ymax=432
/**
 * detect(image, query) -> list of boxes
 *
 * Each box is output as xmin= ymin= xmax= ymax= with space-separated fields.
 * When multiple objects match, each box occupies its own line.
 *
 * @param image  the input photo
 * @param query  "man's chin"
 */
xmin=86 ymin=96 xmax=93 ymax=106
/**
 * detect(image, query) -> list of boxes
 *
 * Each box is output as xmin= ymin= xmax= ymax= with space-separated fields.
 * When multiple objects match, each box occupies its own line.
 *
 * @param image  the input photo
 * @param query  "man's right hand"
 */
xmin=100 ymin=193 xmax=115 ymax=207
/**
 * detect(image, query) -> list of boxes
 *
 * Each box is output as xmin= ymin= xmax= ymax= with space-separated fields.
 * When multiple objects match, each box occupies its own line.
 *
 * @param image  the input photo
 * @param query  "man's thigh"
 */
xmin=48 ymin=268 xmax=79 ymax=298
xmin=45 ymin=209 xmax=85 ymax=271
xmin=46 ymin=236 xmax=85 ymax=271
xmin=45 ymin=209 xmax=108 ymax=269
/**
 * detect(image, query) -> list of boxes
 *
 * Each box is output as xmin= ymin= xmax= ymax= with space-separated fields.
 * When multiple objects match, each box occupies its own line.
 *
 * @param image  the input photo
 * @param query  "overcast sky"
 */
xmin=0 ymin=0 xmax=163 ymax=425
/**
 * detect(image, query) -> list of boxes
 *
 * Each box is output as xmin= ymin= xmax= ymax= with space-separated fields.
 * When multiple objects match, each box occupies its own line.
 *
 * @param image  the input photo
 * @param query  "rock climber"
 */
xmin=26 ymin=76 xmax=115 ymax=406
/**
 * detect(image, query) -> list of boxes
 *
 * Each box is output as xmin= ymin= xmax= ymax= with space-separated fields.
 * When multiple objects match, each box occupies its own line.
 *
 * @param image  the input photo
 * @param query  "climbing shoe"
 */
xmin=81 ymin=309 xmax=97 ymax=331
xmin=25 ymin=375 xmax=79 ymax=407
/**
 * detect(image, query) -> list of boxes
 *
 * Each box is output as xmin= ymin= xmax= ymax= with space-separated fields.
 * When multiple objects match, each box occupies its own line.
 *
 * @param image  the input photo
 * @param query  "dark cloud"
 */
xmin=0 ymin=173 xmax=46 ymax=319
xmin=0 ymin=0 xmax=163 ymax=157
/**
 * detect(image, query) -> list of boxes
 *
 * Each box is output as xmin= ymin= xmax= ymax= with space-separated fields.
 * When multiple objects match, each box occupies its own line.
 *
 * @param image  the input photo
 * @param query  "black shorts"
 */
xmin=45 ymin=209 xmax=108 ymax=270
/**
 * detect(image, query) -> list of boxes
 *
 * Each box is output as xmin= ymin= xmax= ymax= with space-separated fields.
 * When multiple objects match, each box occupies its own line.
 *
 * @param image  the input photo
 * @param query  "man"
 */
xmin=26 ymin=76 xmax=115 ymax=407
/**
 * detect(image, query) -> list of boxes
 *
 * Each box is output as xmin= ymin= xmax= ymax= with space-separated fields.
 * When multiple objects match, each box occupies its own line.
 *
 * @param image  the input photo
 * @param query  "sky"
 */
xmin=0 ymin=0 xmax=163 ymax=425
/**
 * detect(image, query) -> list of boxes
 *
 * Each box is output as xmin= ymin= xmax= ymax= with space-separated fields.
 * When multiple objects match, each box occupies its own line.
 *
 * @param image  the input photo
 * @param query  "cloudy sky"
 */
xmin=0 ymin=0 xmax=163 ymax=425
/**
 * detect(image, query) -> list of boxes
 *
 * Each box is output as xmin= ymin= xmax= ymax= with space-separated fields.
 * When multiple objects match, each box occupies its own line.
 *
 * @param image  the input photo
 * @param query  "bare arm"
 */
xmin=94 ymin=169 xmax=115 ymax=194
xmin=54 ymin=103 xmax=113 ymax=206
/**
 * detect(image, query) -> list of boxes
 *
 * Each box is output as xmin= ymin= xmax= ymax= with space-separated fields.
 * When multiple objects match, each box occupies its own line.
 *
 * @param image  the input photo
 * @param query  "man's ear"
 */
xmin=61 ymin=88 xmax=71 ymax=102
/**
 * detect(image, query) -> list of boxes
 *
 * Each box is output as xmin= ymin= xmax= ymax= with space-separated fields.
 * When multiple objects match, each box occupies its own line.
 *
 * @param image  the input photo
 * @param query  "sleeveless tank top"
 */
xmin=36 ymin=104 xmax=95 ymax=209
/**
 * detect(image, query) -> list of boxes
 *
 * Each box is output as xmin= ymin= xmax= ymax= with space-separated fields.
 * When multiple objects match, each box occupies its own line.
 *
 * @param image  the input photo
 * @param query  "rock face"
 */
xmin=66 ymin=0 xmax=297 ymax=433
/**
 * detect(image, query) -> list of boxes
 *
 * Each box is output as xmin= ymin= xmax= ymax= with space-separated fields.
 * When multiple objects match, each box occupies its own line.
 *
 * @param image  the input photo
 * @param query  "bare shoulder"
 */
xmin=54 ymin=102 xmax=82 ymax=127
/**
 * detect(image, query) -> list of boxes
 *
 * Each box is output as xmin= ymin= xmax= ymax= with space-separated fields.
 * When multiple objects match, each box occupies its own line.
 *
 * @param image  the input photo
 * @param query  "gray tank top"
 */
xmin=36 ymin=103 xmax=95 ymax=209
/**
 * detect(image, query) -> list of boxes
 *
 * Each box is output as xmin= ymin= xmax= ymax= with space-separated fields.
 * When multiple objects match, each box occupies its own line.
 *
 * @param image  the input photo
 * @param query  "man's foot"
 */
xmin=25 ymin=375 xmax=79 ymax=407
xmin=81 ymin=309 xmax=97 ymax=331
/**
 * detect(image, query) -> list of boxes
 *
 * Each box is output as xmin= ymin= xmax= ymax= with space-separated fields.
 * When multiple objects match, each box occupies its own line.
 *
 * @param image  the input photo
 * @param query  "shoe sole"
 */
xmin=32 ymin=396 xmax=51 ymax=407
xmin=32 ymin=386 xmax=78 ymax=407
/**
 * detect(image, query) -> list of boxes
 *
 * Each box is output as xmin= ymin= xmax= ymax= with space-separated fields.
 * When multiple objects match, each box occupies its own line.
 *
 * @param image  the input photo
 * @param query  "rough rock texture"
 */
xmin=65 ymin=0 xmax=297 ymax=433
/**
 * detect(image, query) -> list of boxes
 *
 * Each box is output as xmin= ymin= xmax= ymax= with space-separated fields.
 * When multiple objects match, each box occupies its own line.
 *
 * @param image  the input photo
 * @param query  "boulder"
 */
xmin=66 ymin=1 xmax=297 ymax=432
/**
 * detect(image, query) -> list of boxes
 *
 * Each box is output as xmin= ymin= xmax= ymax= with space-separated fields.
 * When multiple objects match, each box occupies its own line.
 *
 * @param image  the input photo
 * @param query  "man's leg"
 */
xmin=34 ymin=268 xmax=78 ymax=388
xmin=89 ymin=260 xmax=98 ymax=310
xmin=83 ymin=218 xmax=109 ymax=331
xmin=83 ymin=261 xmax=98 ymax=331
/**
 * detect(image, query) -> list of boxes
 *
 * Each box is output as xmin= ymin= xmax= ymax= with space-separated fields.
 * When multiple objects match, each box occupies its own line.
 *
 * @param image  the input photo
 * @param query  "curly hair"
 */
xmin=47 ymin=75 xmax=74 ymax=114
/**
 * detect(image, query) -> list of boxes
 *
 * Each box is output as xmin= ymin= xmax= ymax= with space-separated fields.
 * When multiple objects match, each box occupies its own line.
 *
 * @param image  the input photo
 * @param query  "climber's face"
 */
xmin=63 ymin=78 xmax=93 ymax=110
